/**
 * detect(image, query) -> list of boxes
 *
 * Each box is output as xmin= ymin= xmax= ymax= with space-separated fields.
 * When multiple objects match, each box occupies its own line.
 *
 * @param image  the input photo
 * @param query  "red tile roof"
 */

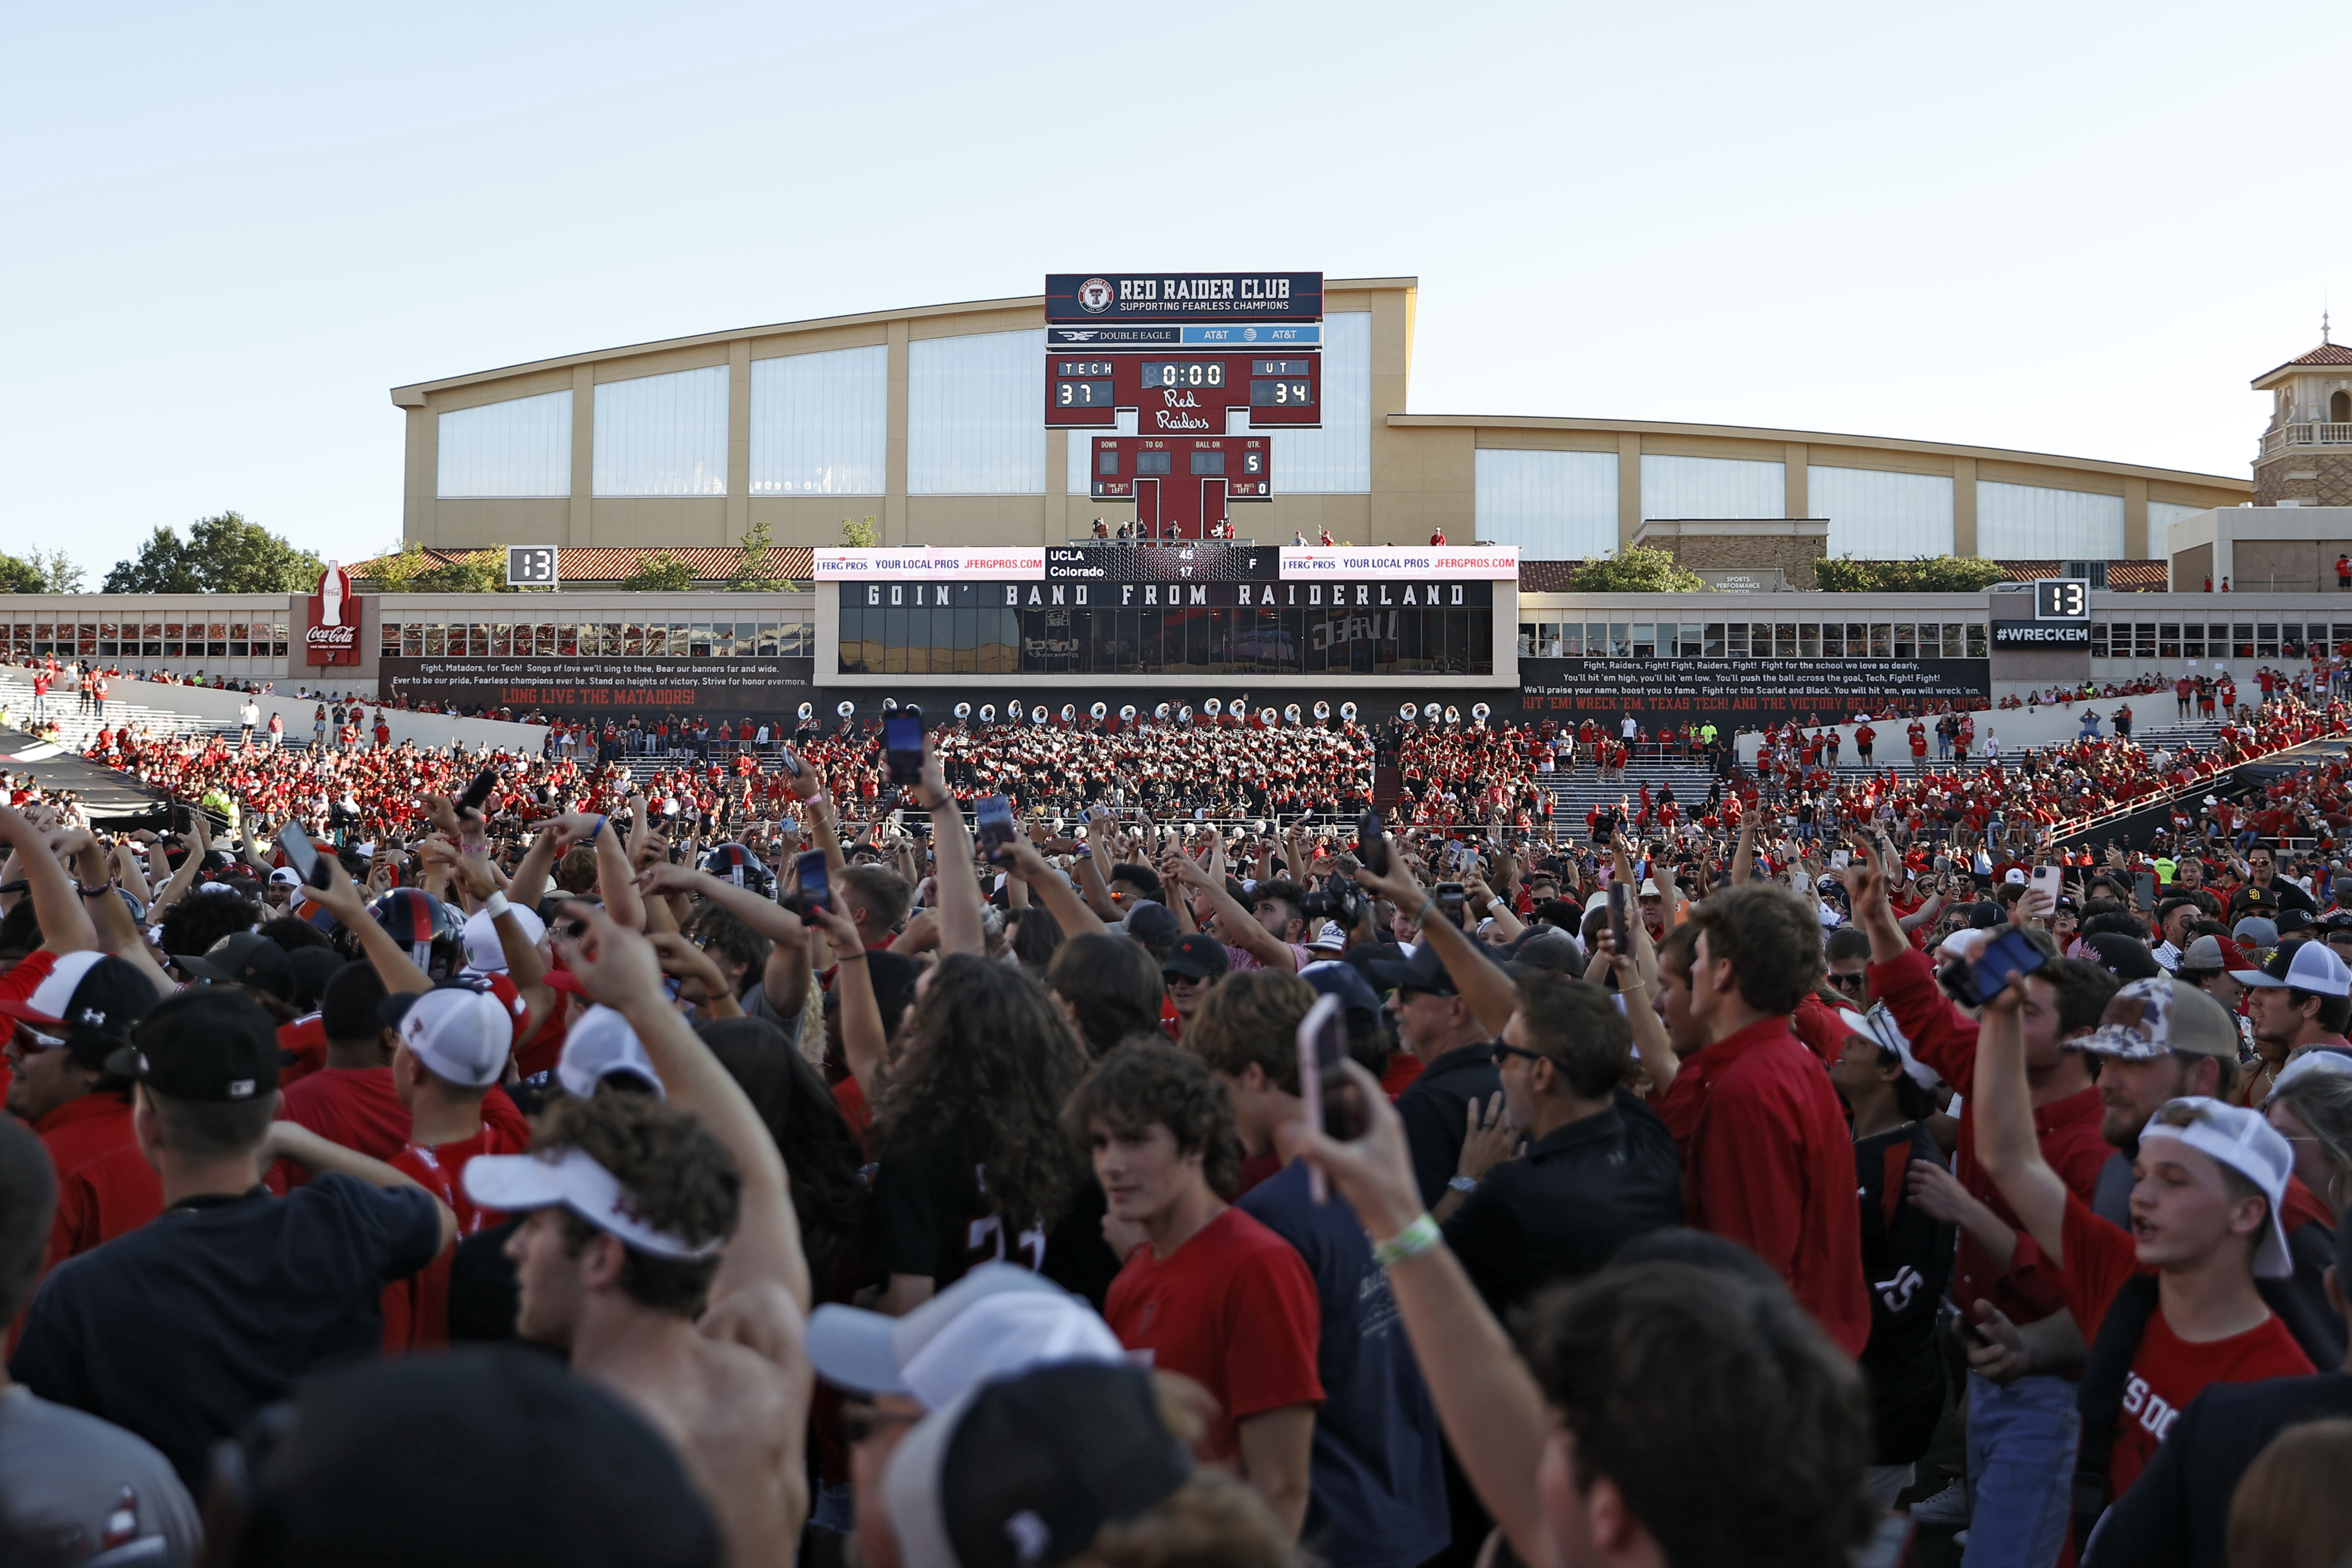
xmin=1516 ymin=559 xmax=2167 ymax=591
xmin=2256 ymin=342 xmax=2352 ymax=381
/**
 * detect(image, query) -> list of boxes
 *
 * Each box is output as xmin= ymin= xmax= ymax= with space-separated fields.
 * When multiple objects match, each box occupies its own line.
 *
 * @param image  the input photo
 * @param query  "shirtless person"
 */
xmin=467 ymin=905 xmax=812 ymax=1567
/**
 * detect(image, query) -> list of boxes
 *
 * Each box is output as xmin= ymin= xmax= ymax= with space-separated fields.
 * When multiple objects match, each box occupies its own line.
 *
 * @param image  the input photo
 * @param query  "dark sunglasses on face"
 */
xmin=1827 ymin=972 xmax=1866 ymax=993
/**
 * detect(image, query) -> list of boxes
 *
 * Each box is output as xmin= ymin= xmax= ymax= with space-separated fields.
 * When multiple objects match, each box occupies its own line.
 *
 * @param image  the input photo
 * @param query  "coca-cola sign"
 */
xmin=305 ymin=592 xmax=364 ymax=665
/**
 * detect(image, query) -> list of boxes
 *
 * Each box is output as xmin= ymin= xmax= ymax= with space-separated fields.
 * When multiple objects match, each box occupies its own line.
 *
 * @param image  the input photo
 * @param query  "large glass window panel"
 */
xmin=2136 ymin=623 xmax=2158 ymax=659
xmin=1726 ymin=622 xmax=1749 ymax=656
xmin=437 ymin=391 xmax=572 ymax=498
xmin=880 ymin=608 xmax=909 ymax=674
xmin=1640 ymin=454 xmax=1783 ymax=521
xmin=838 ymin=606 xmax=867 ymax=673
xmin=1774 ymin=623 xmax=1798 ymax=658
xmin=1270 ymin=312 xmax=1372 ymax=493
xmin=1943 ymin=622 xmax=1966 ymax=657
xmin=952 ymin=605 xmax=978 ymax=674
xmin=749 ymin=345 xmax=887 ymax=495
xmin=2158 ymin=624 xmax=2181 ymax=658
xmin=1809 ymin=465 xmax=1955 ymax=558
xmin=1798 ymin=624 xmax=1822 ymax=657
xmin=1976 ymin=482 xmax=2124 ymax=557
xmin=907 ymin=330 xmax=1047 ymax=494
xmin=1704 ymin=622 xmax=1726 ymax=657
xmin=1870 ymin=623 xmax=1893 ymax=657
xmin=1630 ymin=623 xmax=1655 ymax=657
xmin=1966 ymin=621 xmax=1988 ymax=659
xmin=1473 ymin=448 xmax=1617 ymax=556
xmin=1893 ymin=623 xmax=1916 ymax=658
xmin=1609 ymin=622 xmax=1631 ymax=657
xmin=1820 ymin=622 xmax=1844 ymax=656
xmin=1470 ymin=608 xmax=1493 ymax=674
xmin=593 ymin=367 xmax=728 ymax=497
xmin=2257 ymin=623 xmax=2278 ymax=657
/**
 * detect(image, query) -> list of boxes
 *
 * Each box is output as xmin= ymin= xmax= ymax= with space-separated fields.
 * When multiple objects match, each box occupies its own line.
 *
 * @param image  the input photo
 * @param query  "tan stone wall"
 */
xmin=1657 ymin=533 xmax=1827 ymax=575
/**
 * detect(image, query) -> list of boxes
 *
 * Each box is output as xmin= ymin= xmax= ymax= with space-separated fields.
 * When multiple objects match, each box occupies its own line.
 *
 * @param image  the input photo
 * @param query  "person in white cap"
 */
xmin=1971 ymin=963 xmax=2314 ymax=1547
xmin=2236 ymin=938 xmax=2352 ymax=1076
xmin=463 ymin=905 xmax=813 ymax=1568
xmin=382 ymin=984 xmax=532 ymax=1350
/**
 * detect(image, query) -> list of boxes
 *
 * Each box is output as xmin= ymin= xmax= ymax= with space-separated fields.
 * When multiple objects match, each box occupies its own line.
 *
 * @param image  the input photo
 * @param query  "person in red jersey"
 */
xmin=1656 ymin=880 xmax=1870 ymax=1356
xmin=1069 ymin=1041 xmax=1320 ymax=1539
xmin=380 ymin=984 xmax=530 ymax=1350
xmin=269 ymin=963 xmax=410 ymax=1187
xmin=1972 ymin=967 xmax=2312 ymax=1549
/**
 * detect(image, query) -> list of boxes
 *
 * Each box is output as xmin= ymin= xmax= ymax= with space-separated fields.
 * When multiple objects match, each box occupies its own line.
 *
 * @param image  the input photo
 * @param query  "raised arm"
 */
xmin=1001 ymin=838 xmax=1109 ymax=940
xmin=915 ymin=745 xmax=985 ymax=959
xmin=1355 ymin=855 xmax=1518 ymax=1039
xmin=1168 ymin=852 xmax=1296 ymax=970
xmin=1969 ymin=973 xmax=2068 ymax=1264
xmin=0 ymin=808 xmax=97 ymax=954
xmin=563 ymin=905 xmax=811 ymax=1316
xmin=808 ymin=905 xmax=887 ymax=1095
xmin=306 ymin=856 xmax=433 ymax=996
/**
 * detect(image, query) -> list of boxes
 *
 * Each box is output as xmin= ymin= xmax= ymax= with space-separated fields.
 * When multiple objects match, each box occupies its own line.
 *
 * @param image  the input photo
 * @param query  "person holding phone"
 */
xmin=1845 ymin=857 xmax=2119 ymax=1552
xmin=1183 ymin=971 xmax=1450 ymax=1568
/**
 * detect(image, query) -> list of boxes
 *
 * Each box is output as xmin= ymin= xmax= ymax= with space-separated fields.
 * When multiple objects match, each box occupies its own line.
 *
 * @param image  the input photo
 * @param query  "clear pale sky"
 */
xmin=4 ymin=0 xmax=2344 ymax=578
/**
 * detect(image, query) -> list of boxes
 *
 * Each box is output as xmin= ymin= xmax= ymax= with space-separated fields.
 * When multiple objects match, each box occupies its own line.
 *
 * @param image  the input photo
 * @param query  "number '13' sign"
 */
xmin=2035 ymin=579 xmax=2089 ymax=620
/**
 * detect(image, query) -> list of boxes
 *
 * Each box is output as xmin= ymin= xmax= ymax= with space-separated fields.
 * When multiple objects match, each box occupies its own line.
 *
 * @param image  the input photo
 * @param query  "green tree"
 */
xmin=728 ymin=517 xmax=790 ymax=590
xmin=103 ymin=512 xmax=323 ymax=593
xmin=361 ymin=542 xmax=430 ymax=592
xmin=1570 ymin=545 xmax=1705 ymax=593
xmin=1814 ymin=554 xmax=2006 ymax=593
xmin=0 ymin=552 xmax=44 ymax=593
xmin=621 ymin=552 xmax=696 ymax=591
xmin=840 ymin=516 xmax=879 ymax=549
xmin=412 ymin=548 xmax=515 ymax=593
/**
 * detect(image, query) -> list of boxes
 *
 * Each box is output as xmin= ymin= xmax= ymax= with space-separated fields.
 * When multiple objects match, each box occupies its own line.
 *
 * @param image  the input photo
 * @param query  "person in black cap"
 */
xmin=211 ymin=1348 xmax=724 ymax=1568
xmin=8 ymin=987 xmax=454 ymax=1493
xmin=877 ymin=1361 xmax=1293 ymax=1568
xmin=1160 ymin=932 xmax=1228 ymax=1041
xmin=1349 ymin=853 xmax=1513 ymax=1211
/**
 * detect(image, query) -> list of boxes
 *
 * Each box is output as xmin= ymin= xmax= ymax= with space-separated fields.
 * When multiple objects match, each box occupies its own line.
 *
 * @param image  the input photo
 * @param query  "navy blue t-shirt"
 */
xmin=1239 ymin=1160 xmax=1449 ymax=1568
xmin=11 ymin=1174 xmax=441 ymax=1492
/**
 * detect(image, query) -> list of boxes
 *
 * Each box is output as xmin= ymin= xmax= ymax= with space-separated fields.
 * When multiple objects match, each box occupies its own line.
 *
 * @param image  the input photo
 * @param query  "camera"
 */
xmin=1301 ymin=872 xmax=1367 ymax=932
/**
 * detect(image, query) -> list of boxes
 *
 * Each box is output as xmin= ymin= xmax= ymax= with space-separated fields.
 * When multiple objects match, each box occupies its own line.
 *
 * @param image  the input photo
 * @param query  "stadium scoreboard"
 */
xmin=1046 ymin=271 xmax=1322 ymax=540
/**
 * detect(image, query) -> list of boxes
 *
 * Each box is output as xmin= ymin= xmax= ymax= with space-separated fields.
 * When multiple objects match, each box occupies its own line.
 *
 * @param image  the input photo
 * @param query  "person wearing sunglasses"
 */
xmin=1824 ymin=927 xmax=1872 ymax=1007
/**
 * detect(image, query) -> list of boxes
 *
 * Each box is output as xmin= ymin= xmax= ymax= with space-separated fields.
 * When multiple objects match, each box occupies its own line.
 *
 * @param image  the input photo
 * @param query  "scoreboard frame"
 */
xmin=1047 ymin=352 xmax=1322 ymax=431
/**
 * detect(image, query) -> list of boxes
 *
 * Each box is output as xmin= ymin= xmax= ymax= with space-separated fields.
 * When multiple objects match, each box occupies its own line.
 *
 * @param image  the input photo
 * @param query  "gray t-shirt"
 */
xmin=0 ymin=1384 xmax=201 ymax=1566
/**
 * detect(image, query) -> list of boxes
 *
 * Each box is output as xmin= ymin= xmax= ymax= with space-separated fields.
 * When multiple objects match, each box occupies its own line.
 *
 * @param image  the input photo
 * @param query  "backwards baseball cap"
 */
xmin=464 ymin=1145 xmax=719 ymax=1262
xmin=2232 ymin=916 xmax=2280 ymax=951
xmin=384 ymin=984 xmax=513 ymax=1089
xmin=1306 ymin=921 xmax=1348 ymax=954
xmin=1298 ymin=959 xmax=1384 ymax=1039
xmin=808 ymin=1263 xmax=1124 ymax=1410
xmin=461 ymin=901 xmax=547 ymax=976
xmin=103 ymin=988 xmax=281 ymax=1103
xmin=0 ymin=953 xmax=161 ymax=1064
xmin=1120 ymin=901 xmax=1182 ymax=953
xmin=2235 ymin=939 xmax=2352 ymax=995
xmin=2077 ymin=975 xmax=2242 ymax=1063
xmin=2273 ymin=1047 xmax=2352 ymax=1093
xmin=175 ymin=931 xmax=295 ymax=1001
xmin=1160 ymin=933 xmax=1228 ymax=982
xmin=2181 ymin=934 xmax=2253 ymax=974
xmin=2083 ymin=933 xmax=2163 ymax=981
xmin=884 ymin=1362 xmax=1191 ymax=1568
xmin=2138 ymin=1097 xmax=2297 ymax=1278
xmin=556 ymin=1005 xmax=665 ymax=1100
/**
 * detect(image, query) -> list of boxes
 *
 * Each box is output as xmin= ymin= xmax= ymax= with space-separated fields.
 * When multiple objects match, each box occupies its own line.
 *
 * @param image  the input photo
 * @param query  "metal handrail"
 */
xmin=2045 ymin=728 xmax=2348 ymax=838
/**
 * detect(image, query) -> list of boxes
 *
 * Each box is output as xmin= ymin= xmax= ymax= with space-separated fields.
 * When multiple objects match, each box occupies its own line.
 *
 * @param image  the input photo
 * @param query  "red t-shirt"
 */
xmin=31 ymin=1092 xmax=139 ymax=1182
xmin=47 ymin=1143 xmax=163 ymax=1265
xmin=1103 ymin=1206 xmax=1323 ymax=1462
xmin=382 ymin=1089 xmax=532 ymax=1351
xmin=2050 ymin=1192 xmax=2313 ymax=1500
xmin=276 ymin=1012 xmax=328 ymax=1087
xmin=1655 ymin=1015 xmax=1871 ymax=1356
xmin=270 ymin=1066 xmax=411 ymax=1190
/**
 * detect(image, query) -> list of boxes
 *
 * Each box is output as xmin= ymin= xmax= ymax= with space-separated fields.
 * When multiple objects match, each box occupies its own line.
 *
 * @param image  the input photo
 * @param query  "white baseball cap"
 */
xmin=464 ymin=1146 xmax=722 ymax=1262
xmin=461 ymin=901 xmax=547 ymax=975
xmin=806 ymin=1264 xmax=1124 ymax=1410
xmin=2235 ymin=940 xmax=2352 ymax=995
xmin=387 ymin=984 xmax=513 ymax=1089
xmin=556 ymin=1005 xmax=665 ymax=1100
xmin=2137 ymin=1096 xmax=2297 ymax=1279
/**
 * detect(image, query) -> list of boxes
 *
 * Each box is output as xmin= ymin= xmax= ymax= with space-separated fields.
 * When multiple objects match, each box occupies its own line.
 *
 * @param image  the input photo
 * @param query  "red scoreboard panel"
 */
xmin=1046 ymin=352 xmax=1320 ymax=431
xmin=1087 ymin=435 xmax=1269 ymax=540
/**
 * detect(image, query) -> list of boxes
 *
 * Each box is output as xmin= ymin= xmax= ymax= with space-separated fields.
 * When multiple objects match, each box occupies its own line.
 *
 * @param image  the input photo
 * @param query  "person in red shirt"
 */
xmin=380 ymin=984 xmax=532 ymax=1350
xmin=270 ymin=963 xmax=411 ymax=1189
xmin=0 ymin=953 xmax=168 ymax=1269
xmin=1974 ymin=975 xmax=2311 ymax=1546
xmin=1073 ymin=1042 xmax=1321 ymax=1538
xmin=1657 ymin=881 xmax=1870 ymax=1357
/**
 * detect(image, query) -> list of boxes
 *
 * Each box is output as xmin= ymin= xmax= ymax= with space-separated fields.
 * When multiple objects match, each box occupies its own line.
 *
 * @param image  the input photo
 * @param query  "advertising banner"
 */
xmin=1044 ymin=273 xmax=1323 ymax=324
xmin=380 ymin=656 xmax=814 ymax=719
xmin=1517 ymin=656 xmax=1989 ymax=728
xmin=813 ymin=548 xmax=1046 ymax=581
xmin=305 ymin=562 xmax=362 ymax=666
xmin=1279 ymin=546 xmax=1519 ymax=581
xmin=1992 ymin=620 xmax=2091 ymax=646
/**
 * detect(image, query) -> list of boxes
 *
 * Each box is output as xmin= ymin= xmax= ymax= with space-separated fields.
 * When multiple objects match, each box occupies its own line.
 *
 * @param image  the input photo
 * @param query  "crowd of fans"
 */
xmin=1 ymin=693 xmax=2351 ymax=1568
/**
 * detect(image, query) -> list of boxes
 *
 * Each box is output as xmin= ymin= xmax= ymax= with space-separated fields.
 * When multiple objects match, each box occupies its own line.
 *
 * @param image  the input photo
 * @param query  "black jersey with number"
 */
xmin=1853 ymin=1123 xmax=1956 ymax=1464
xmin=866 ymin=1130 xmax=1044 ymax=1291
